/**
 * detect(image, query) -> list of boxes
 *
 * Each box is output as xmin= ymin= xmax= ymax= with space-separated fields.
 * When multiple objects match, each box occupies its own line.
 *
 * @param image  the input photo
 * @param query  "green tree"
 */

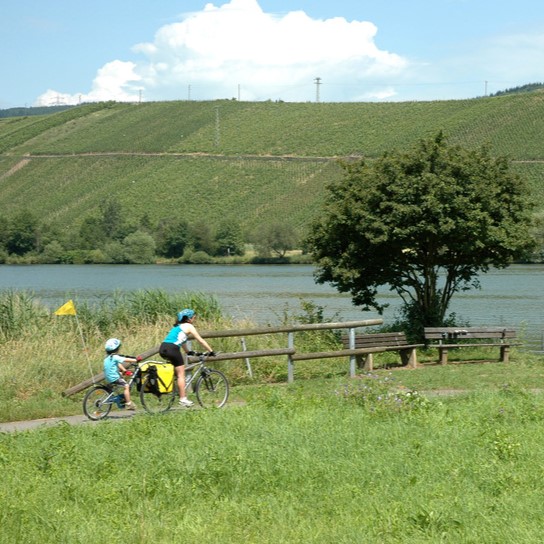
xmin=5 ymin=211 xmax=39 ymax=255
xmin=189 ymin=221 xmax=215 ymax=255
xmin=123 ymin=230 xmax=156 ymax=264
xmin=40 ymin=240 xmax=65 ymax=263
xmin=253 ymin=223 xmax=297 ymax=258
xmin=78 ymin=216 xmax=107 ymax=250
xmin=103 ymin=241 xmax=126 ymax=263
xmin=101 ymin=199 xmax=129 ymax=241
xmin=155 ymin=218 xmax=189 ymax=258
xmin=0 ymin=215 xmax=8 ymax=251
xmin=306 ymin=132 xmax=534 ymax=332
xmin=215 ymin=222 xmax=245 ymax=256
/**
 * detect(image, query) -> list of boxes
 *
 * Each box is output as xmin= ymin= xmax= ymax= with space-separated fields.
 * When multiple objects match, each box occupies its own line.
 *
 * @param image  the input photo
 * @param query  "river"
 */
xmin=0 ymin=263 xmax=542 ymax=350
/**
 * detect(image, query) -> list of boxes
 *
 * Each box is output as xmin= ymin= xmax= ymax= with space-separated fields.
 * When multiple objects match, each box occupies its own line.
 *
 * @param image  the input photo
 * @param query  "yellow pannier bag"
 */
xmin=140 ymin=361 xmax=174 ymax=393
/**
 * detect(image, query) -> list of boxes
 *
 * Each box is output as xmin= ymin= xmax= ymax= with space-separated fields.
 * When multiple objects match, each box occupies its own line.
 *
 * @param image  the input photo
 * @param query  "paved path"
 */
xmin=0 ymin=391 xmax=478 ymax=434
xmin=0 ymin=412 xmax=136 ymax=433
xmin=0 ymin=403 xmax=229 ymax=434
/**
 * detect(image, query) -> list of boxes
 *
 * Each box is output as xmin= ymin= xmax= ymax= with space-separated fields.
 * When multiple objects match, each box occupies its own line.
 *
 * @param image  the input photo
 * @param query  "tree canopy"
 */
xmin=306 ymin=132 xmax=535 ymax=332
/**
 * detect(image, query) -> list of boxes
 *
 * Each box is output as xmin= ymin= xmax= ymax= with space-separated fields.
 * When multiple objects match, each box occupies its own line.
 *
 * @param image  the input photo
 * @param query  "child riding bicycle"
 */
xmin=103 ymin=338 xmax=138 ymax=410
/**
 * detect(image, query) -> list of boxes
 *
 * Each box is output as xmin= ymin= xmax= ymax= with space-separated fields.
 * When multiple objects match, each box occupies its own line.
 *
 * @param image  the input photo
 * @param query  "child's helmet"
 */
xmin=177 ymin=308 xmax=195 ymax=322
xmin=105 ymin=338 xmax=121 ymax=353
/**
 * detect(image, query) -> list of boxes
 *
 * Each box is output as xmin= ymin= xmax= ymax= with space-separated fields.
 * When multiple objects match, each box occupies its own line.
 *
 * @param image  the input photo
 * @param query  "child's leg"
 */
xmin=124 ymin=384 xmax=131 ymax=404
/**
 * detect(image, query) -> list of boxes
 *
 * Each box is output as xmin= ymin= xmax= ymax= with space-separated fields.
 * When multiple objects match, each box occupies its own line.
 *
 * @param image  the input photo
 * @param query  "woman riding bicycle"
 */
xmin=159 ymin=309 xmax=214 ymax=407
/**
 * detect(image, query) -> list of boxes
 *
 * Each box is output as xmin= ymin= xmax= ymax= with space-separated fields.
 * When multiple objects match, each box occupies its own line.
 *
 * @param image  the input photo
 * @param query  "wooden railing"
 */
xmin=62 ymin=319 xmax=382 ymax=397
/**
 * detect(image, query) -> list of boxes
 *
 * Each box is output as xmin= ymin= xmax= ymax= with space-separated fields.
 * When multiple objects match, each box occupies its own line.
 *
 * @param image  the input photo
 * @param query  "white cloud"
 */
xmin=36 ymin=60 xmax=142 ymax=106
xmin=35 ymin=0 xmax=408 ymax=105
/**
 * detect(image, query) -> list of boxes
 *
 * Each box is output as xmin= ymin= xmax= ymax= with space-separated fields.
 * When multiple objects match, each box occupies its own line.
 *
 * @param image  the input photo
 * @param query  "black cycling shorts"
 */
xmin=159 ymin=342 xmax=185 ymax=367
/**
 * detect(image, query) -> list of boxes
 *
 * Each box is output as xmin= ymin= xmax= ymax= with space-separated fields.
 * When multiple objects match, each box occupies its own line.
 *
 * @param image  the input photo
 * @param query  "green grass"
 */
xmin=2 ymin=291 xmax=544 ymax=542
xmin=2 ymin=379 xmax=544 ymax=542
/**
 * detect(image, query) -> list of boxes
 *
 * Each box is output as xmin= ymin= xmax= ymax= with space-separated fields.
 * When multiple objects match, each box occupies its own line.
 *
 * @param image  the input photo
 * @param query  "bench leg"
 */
xmin=500 ymin=345 xmax=510 ymax=363
xmin=363 ymin=353 xmax=374 ymax=372
xmin=439 ymin=347 xmax=448 ymax=365
xmin=400 ymin=348 xmax=417 ymax=369
xmin=353 ymin=354 xmax=365 ymax=373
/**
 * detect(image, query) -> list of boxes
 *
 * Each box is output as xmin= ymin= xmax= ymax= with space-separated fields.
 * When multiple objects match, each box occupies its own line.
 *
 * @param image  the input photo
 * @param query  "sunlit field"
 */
xmin=2 ymin=290 xmax=544 ymax=541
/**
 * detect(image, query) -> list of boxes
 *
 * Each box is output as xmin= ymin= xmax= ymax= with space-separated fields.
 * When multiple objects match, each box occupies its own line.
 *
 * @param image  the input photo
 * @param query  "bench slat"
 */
xmin=424 ymin=327 xmax=516 ymax=340
xmin=342 ymin=332 xmax=410 ymax=348
xmin=340 ymin=332 xmax=419 ymax=370
xmin=423 ymin=326 xmax=519 ymax=364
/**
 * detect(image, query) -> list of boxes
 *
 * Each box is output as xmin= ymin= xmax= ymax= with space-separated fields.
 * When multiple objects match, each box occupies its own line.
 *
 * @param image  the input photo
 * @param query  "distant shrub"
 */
xmin=184 ymin=250 xmax=214 ymax=264
xmin=337 ymin=372 xmax=431 ymax=415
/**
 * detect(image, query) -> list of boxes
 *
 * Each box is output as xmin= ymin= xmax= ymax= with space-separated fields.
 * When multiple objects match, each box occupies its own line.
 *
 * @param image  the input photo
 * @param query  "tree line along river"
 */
xmin=1 ymin=263 xmax=543 ymax=351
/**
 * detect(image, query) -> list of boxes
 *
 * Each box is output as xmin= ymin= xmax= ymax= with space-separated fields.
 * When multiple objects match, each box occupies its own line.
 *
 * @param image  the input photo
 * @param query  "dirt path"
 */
xmin=0 ymin=412 xmax=135 ymax=433
xmin=0 ymin=158 xmax=30 ymax=181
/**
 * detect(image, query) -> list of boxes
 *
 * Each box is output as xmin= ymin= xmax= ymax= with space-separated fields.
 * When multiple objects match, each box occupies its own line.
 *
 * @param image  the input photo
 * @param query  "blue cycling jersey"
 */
xmin=103 ymin=354 xmax=125 ymax=383
xmin=162 ymin=324 xmax=189 ymax=346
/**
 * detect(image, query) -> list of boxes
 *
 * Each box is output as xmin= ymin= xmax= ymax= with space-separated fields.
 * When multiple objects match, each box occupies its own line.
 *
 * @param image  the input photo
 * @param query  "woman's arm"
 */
xmin=185 ymin=323 xmax=213 ymax=352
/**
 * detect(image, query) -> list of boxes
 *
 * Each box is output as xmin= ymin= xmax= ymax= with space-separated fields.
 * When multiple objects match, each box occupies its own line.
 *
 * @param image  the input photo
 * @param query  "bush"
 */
xmin=184 ymin=250 xmax=214 ymax=264
xmin=337 ymin=372 xmax=431 ymax=415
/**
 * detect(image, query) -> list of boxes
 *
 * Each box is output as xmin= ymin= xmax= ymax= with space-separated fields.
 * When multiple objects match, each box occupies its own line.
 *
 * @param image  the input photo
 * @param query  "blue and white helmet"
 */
xmin=177 ymin=308 xmax=195 ymax=322
xmin=105 ymin=338 xmax=121 ymax=353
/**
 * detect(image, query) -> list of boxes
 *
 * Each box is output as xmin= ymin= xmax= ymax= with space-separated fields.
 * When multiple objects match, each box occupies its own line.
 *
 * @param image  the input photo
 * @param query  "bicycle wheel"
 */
xmin=83 ymin=385 xmax=113 ymax=420
xmin=195 ymin=369 xmax=229 ymax=408
xmin=139 ymin=374 xmax=176 ymax=414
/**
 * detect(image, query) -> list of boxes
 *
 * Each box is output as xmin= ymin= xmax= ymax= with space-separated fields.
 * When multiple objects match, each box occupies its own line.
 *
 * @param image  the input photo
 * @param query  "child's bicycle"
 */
xmin=82 ymin=351 xmax=229 ymax=420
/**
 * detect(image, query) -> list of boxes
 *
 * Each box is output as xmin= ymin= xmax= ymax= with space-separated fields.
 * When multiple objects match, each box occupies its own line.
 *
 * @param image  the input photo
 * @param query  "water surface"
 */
xmin=1 ymin=263 xmax=542 ymax=349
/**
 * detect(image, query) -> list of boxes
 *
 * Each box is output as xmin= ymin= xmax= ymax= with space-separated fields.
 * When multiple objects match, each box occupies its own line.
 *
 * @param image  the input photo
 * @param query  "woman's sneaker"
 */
xmin=125 ymin=401 xmax=137 ymax=411
xmin=179 ymin=398 xmax=194 ymax=407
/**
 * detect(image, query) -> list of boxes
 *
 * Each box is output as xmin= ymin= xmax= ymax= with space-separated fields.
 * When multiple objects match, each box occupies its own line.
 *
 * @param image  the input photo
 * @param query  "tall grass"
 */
xmin=0 ymin=288 xmax=539 ymax=423
xmin=0 ymin=288 xmax=223 ymax=340
xmin=0 ymin=289 xmax=347 ymax=422
xmin=1 ymin=382 xmax=544 ymax=542
xmin=0 ymin=290 xmax=49 ymax=342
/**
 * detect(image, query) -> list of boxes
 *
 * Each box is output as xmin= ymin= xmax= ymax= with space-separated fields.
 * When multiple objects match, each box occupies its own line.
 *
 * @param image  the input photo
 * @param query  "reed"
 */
xmin=0 ymin=288 xmax=539 ymax=423
xmin=0 ymin=289 xmax=346 ymax=421
xmin=0 ymin=290 xmax=49 ymax=342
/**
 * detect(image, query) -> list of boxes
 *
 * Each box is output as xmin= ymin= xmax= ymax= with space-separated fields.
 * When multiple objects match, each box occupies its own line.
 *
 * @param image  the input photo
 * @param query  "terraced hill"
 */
xmin=0 ymin=94 xmax=543 ymax=238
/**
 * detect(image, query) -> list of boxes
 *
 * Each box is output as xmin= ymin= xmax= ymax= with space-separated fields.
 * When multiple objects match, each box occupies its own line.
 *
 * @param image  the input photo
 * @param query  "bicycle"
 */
xmin=184 ymin=351 xmax=229 ymax=408
xmin=82 ymin=352 xmax=229 ymax=420
xmin=140 ymin=351 xmax=229 ymax=412
xmin=83 ymin=360 xmax=156 ymax=420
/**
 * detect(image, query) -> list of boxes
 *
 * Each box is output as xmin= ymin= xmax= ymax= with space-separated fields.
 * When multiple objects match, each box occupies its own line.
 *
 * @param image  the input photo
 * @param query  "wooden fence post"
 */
xmin=240 ymin=337 xmax=253 ymax=378
xmin=348 ymin=327 xmax=356 ymax=378
xmin=287 ymin=332 xmax=295 ymax=383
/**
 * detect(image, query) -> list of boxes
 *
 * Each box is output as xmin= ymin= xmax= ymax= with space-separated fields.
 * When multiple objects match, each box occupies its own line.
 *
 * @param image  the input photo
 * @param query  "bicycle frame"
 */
xmin=184 ymin=355 xmax=219 ymax=388
xmin=183 ymin=352 xmax=229 ymax=408
xmin=83 ymin=363 xmax=145 ymax=420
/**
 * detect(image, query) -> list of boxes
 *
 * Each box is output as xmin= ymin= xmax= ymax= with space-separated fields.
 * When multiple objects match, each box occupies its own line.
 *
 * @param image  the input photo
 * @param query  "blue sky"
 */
xmin=2 ymin=0 xmax=543 ymax=108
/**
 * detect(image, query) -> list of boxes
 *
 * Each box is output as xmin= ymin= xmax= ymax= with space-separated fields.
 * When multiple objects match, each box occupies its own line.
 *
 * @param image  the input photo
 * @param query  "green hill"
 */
xmin=0 ymin=94 xmax=543 ymax=248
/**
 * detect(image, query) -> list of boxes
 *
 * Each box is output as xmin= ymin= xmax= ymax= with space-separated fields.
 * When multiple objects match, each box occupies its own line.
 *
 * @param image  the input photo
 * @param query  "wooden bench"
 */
xmin=341 ymin=332 xmax=423 ymax=371
xmin=424 ymin=327 xmax=520 ymax=364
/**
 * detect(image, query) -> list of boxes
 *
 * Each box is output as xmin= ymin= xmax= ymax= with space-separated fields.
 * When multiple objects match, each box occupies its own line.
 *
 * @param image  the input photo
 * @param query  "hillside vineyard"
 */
xmin=0 ymin=94 xmax=542 ymax=249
